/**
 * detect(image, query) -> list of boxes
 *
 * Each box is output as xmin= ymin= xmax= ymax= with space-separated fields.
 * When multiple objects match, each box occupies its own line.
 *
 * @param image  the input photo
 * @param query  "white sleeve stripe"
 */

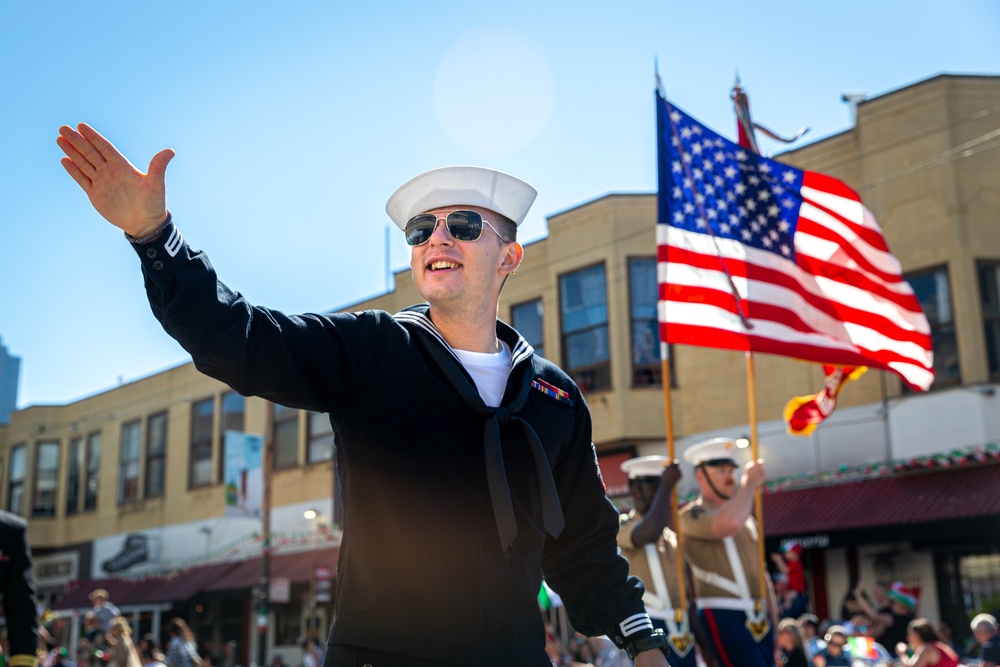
xmin=164 ymin=227 xmax=183 ymax=258
xmin=620 ymin=612 xmax=654 ymax=636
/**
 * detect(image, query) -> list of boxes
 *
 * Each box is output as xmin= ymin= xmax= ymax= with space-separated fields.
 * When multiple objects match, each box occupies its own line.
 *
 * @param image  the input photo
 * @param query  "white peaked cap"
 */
xmin=620 ymin=455 xmax=671 ymax=479
xmin=682 ymin=437 xmax=743 ymax=467
xmin=385 ymin=166 xmax=538 ymax=230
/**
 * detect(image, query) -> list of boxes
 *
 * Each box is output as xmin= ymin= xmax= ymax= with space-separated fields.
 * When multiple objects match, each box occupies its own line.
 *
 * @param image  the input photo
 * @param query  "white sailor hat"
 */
xmin=682 ymin=437 xmax=743 ymax=467
xmin=620 ymin=455 xmax=670 ymax=479
xmin=385 ymin=166 xmax=538 ymax=231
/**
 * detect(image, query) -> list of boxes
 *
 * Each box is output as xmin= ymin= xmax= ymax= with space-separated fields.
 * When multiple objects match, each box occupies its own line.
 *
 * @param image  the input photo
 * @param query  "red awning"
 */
xmin=205 ymin=547 xmax=339 ymax=592
xmin=52 ymin=546 xmax=339 ymax=610
xmin=53 ymin=561 xmax=236 ymax=611
xmin=762 ymin=463 xmax=1000 ymax=537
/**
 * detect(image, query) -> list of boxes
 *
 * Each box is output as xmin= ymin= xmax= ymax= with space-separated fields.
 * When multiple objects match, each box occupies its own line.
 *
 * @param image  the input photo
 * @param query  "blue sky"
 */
xmin=2 ymin=1 xmax=998 ymax=409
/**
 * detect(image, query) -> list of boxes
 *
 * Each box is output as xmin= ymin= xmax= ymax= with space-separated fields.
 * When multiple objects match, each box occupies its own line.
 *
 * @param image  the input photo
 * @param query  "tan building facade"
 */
xmin=2 ymin=73 xmax=999 ymax=655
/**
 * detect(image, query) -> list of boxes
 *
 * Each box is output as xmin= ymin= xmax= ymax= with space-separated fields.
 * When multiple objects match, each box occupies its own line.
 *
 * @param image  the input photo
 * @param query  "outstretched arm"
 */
xmin=630 ymin=462 xmax=683 ymax=546
xmin=57 ymin=123 xmax=174 ymax=237
xmin=711 ymin=459 xmax=765 ymax=538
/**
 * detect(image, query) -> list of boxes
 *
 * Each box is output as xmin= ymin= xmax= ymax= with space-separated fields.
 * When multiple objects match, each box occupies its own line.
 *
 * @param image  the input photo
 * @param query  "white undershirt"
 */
xmin=452 ymin=340 xmax=513 ymax=407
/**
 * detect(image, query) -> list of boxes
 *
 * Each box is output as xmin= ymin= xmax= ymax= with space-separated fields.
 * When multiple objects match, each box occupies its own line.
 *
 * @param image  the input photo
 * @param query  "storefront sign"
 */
xmin=269 ymin=577 xmax=291 ymax=603
xmin=34 ymin=551 xmax=80 ymax=588
xmin=315 ymin=565 xmax=332 ymax=603
xmin=782 ymin=535 xmax=830 ymax=550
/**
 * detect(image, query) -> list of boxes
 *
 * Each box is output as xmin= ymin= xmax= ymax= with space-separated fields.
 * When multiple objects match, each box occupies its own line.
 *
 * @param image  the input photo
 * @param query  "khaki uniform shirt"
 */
xmin=679 ymin=498 xmax=763 ymax=604
xmin=618 ymin=510 xmax=683 ymax=617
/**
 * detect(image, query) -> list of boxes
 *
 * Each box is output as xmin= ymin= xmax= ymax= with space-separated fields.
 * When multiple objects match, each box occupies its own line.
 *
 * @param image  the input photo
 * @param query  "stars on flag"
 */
xmin=664 ymin=107 xmax=803 ymax=259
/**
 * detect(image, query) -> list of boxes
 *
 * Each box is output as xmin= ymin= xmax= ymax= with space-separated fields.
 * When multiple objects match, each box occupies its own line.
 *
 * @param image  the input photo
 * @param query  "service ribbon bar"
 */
xmin=532 ymin=379 xmax=573 ymax=406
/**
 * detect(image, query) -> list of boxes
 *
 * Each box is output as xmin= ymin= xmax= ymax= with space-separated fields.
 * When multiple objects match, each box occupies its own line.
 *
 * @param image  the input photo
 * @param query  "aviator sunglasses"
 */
xmin=404 ymin=210 xmax=509 ymax=246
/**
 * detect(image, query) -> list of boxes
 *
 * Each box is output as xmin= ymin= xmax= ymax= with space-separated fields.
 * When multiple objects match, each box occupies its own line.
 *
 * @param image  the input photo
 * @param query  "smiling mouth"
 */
xmin=428 ymin=260 xmax=461 ymax=271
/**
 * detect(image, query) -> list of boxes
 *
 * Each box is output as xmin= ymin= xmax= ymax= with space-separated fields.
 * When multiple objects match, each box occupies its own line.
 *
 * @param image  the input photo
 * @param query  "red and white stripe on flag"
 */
xmin=655 ymin=95 xmax=934 ymax=391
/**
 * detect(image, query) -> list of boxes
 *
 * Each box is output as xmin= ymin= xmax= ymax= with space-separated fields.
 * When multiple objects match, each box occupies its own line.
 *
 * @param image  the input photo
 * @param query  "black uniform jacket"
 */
xmin=132 ymin=221 xmax=649 ymax=665
xmin=0 ymin=510 xmax=39 ymax=667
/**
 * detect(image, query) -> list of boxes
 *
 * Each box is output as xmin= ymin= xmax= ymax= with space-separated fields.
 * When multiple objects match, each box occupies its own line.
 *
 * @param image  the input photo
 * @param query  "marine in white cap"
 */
xmin=56 ymin=123 xmax=671 ymax=667
xmin=678 ymin=438 xmax=774 ymax=667
xmin=617 ymin=456 xmax=715 ymax=667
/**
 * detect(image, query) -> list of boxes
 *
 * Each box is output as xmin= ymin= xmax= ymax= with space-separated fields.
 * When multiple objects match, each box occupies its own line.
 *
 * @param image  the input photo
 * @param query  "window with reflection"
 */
xmin=629 ymin=258 xmax=674 ymax=387
xmin=84 ymin=431 xmax=101 ymax=511
xmin=308 ymin=412 xmax=334 ymax=463
xmin=146 ymin=412 xmax=167 ymax=498
xmin=190 ymin=398 xmax=215 ymax=488
xmin=979 ymin=261 xmax=1000 ymax=381
xmin=560 ymin=264 xmax=611 ymax=391
xmin=220 ymin=392 xmax=245 ymax=482
xmin=33 ymin=441 xmax=60 ymax=517
xmin=906 ymin=267 xmax=959 ymax=389
xmin=511 ymin=299 xmax=544 ymax=358
xmin=273 ymin=404 xmax=300 ymax=470
xmin=119 ymin=421 xmax=141 ymax=503
xmin=7 ymin=445 xmax=25 ymax=516
xmin=67 ymin=437 xmax=83 ymax=515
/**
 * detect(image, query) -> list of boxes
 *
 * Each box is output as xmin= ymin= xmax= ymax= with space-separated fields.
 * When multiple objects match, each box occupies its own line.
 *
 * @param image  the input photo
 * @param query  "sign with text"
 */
xmin=224 ymin=431 xmax=264 ymax=518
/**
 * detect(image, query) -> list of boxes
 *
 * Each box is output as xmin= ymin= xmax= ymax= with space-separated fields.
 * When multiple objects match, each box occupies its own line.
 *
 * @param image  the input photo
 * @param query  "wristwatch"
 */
xmin=625 ymin=628 xmax=668 ymax=659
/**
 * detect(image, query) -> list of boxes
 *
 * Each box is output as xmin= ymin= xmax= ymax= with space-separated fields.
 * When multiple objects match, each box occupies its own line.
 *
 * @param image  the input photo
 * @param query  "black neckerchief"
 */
xmin=395 ymin=305 xmax=565 ymax=560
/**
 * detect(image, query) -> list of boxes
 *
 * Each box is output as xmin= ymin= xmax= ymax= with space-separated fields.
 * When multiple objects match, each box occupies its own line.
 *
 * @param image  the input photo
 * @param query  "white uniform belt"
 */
xmin=696 ymin=597 xmax=758 ymax=611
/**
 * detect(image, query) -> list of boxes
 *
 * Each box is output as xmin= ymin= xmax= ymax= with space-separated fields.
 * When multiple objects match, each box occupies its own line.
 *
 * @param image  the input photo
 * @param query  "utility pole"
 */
xmin=257 ymin=402 xmax=274 ymax=667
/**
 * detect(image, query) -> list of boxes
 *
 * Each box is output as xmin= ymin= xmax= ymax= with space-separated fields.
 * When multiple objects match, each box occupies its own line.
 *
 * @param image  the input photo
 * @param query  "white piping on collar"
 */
xmin=393 ymin=309 xmax=533 ymax=369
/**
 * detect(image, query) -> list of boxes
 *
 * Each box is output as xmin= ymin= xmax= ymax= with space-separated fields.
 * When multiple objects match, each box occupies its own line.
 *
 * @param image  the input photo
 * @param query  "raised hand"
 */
xmin=57 ymin=123 xmax=175 ymax=238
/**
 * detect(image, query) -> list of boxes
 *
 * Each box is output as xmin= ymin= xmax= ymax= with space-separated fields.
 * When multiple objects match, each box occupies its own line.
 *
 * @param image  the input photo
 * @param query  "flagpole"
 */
xmin=660 ymin=351 xmax=688 ymax=615
xmin=744 ymin=352 xmax=768 ymax=604
xmin=732 ymin=78 xmax=773 ymax=614
xmin=656 ymin=62 xmax=690 ymax=621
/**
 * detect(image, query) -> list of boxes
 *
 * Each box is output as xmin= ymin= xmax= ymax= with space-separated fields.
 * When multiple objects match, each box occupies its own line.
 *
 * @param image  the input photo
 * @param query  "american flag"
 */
xmin=655 ymin=91 xmax=934 ymax=391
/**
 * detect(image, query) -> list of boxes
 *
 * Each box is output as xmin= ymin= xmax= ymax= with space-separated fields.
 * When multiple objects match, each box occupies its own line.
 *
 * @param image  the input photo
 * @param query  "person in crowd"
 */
xmin=0 ymin=509 xmax=39 ymax=667
xmin=776 ymin=618 xmax=808 ymax=667
xmin=58 ymin=123 xmax=670 ymax=666
xmin=846 ymin=614 xmax=893 ymax=662
xmin=83 ymin=613 xmax=106 ymax=651
xmin=679 ymin=437 xmax=774 ymax=666
xmin=617 ymin=455 xmax=716 ymax=667
xmin=771 ymin=543 xmax=807 ymax=598
xmin=105 ymin=617 xmax=141 ymax=667
xmin=164 ymin=619 xmax=200 ymax=667
xmin=853 ymin=580 xmax=917 ymax=654
xmin=89 ymin=590 xmax=121 ymax=634
xmin=139 ymin=643 xmax=167 ymax=667
xmin=300 ymin=640 xmax=320 ymax=667
xmin=894 ymin=618 xmax=959 ymax=667
xmin=267 ymin=658 xmax=284 ymax=667
xmin=39 ymin=613 xmax=69 ymax=653
xmin=971 ymin=613 xmax=1000 ymax=667
xmin=796 ymin=614 xmax=826 ymax=662
xmin=812 ymin=626 xmax=851 ymax=667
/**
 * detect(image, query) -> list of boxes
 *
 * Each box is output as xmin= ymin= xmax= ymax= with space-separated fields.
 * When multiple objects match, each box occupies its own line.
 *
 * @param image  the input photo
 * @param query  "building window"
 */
xmin=628 ymin=257 xmax=673 ymax=387
xmin=560 ymin=263 xmax=611 ymax=391
xmin=307 ymin=412 xmax=334 ymax=463
xmin=119 ymin=421 xmax=141 ymax=503
xmin=33 ymin=441 xmax=60 ymax=518
xmin=273 ymin=404 xmax=299 ymax=470
xmin=511 ymin=299 xmax=545 ymax=358
xmin=220 ymin=392 xmax=245 ymax=483
xmin=190 ymin=398 xmax=215 ymax=488
xmin=84 ymin=431 xmax=101 ymax=511
xmin=145 ymin=412 xmax=168 ymax=499
xmin=67 ymin=437 xmax=83 ymax=515
xmin=8 ymin=445 xmax=25 ymax=516
xmin=979 ymin=261 xmax=1000 ymax=381
xmin=907 ymin=267 xmax=960 ymax=388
